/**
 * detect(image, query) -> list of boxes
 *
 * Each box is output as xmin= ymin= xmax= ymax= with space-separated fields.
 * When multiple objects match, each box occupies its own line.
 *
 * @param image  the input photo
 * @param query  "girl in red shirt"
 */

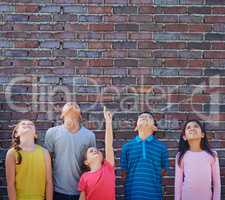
xmin=78 ymin=107 xmax=115 ymax=200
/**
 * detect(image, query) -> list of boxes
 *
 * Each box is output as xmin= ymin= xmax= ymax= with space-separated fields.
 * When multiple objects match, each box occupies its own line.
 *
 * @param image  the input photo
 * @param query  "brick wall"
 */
xmin=0 ymin=0 xmax=225 ymax=199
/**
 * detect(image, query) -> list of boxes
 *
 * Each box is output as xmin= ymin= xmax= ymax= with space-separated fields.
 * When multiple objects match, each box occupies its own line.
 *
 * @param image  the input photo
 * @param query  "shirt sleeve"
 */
xmin=120 ymin=144 xmax=128 ymax=172
xmin=104 ymin=160 xmax=114 ymax=170
xmin=212 ymin=151 xmax=221 ymax=200
xmin=161 ymin=145 xmax=170 ymax=174
xmin=78 ymin=175 xmax=87 ymax=192
xmin=175 ymin=153 xmax=183 ymax=200
xmin=44 ymin=128 xmax=54 ymax=153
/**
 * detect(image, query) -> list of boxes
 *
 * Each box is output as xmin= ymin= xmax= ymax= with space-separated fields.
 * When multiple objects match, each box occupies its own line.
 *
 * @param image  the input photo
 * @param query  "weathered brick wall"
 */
xmin=0 ymin=0 xmax=225 ymax=199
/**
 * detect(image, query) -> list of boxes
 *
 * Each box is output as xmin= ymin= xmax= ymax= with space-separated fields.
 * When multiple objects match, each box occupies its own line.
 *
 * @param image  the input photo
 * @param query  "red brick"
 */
xmin=14 ymin=24 xmax=39 ymax=31
xmin=164 ymin=59 xmax=188 ymax=67
xmin=104 ymin=15 xmax=128 ymax=23
xmin=29 ymin=15 xmax=52 ymax=22
xmin=211 ymin=42 xmax=225 ymax=50
xmin=89 ymin=59 xmax=113 ymax=67
xmin=140 ymin=23 xmax=163 ymax=32
xmin=15 ymin=41 xmax=39 ymax=48
xmin=165 ymin=24 xmax=188 ymax=32
xmin=204 ymin=51 xmax=225 ymax=59
xmin=212 ymin=7 xmax=225 ymax=14
xmin=156 ymin=6 xmax=187 ymax=14
xmin=88 ymin=77 xmax=112 ymax=85
xmin=138 ymin=41 xmax=158 ymax=49
xmin=189 ymin=59 xmax=205 ymax=67
xmin=103 ymin=50 xmax=128 ymax=58
xmin=53 ymin=0 xmax=77 ymax=3
xmin=154 ymin=15 xmax=178 ymax=23
xmin=130 ymin=0 xmax=153 ymax=4
xmin=159 ymin=42 xmax=186 ymax=49
xmin=188 ymin=6 xmax=211 ymax=14
xmin=129 ymin=32 xmax=152 ymax=40
xmin=89 ymin=24 xmax=114 ymax=32
xmin=14 ymin=59 xmax=36 ymax=66
xmin=139 ymin=6 xmax=155 ymax=14
xmin=64 ymin=59 xmax=88 ymax=67
xmin=204 ymin=16 xmax=225 ymax=23
xmin=65 ymin=23 xmax=88 ymax=31
xmin=128 ymin=68 xmax=151 ymax=75
xmin=88 ymin=6 xmax=112 ymax=14
xmin=128 ymin=49 xmax=151 ymax=58
xmin=129 ymin=15 xmax=153 ymax=23
xmin=188 ymin=24 xmax=212 ymax=32
xmin=88 ymin=42 xmax=112 ymax=49
xmin=16 ymin=4 xmax=40 ymax=13
xmin=127 ymin=86 xmax=153 ymax=93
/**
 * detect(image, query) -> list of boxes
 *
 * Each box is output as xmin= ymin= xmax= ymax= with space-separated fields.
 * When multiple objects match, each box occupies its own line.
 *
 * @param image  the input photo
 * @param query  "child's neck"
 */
xmin=89 ymin=161 xmax=102 ymax=172
xmin=64 ymin=120 xmax=80 ymax=133
xmin=188 ymin=139 xmax=202 ymax=152
xmin=138 ymin=128 xmax=153 ymax=140
xmin=19 ymin=137 xmax=36 ymax=151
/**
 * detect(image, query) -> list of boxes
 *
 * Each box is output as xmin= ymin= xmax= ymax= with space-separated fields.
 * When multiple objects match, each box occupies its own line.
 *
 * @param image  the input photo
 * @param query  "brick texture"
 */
xmin=0 ymin=1 xmax=225 ymax=200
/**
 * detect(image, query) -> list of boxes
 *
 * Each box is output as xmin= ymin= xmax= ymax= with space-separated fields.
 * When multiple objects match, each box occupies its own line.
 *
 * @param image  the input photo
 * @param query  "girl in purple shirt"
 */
xmin=175 ymin=119 xmax=221 ymax=200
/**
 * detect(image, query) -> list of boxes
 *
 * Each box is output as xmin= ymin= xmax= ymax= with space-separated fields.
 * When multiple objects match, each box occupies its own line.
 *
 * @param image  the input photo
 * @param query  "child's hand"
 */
xmin=103 ymin=106 xmax=112 ymax=123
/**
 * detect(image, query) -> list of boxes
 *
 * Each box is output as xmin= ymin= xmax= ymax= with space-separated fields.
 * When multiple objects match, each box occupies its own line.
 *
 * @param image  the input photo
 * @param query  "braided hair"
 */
xmin=12 ymin=122 xmax=22 ymax=165
xmin=11 ymin=120 xmax=37 ymax=165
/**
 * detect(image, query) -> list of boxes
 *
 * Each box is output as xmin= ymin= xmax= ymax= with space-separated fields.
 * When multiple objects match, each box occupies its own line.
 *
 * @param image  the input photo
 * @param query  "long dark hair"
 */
xmin=80 ymin=147 xmax=105 ymax=174
xmin=11 ymin=120 xmax=37 ymax=165
xmin=177 ymin=119 xmax=215 ymax=166
xmin=81 ymin=150 xmax=90 ymax=173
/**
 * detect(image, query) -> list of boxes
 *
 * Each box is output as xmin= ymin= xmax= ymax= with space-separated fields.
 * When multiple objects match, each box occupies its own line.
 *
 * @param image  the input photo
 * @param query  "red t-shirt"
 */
xmin=78 ymin=160 xmax=115 ymax=200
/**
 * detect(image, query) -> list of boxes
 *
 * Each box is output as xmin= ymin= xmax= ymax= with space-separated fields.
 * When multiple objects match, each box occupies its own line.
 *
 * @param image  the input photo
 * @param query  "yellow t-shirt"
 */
xmin=14 ymin=144 xmax=46 ymax=200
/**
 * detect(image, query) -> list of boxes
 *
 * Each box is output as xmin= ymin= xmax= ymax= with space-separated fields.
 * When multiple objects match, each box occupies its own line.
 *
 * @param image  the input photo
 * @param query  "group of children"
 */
xmin=5 ymin=103 xmax=221 ymax=200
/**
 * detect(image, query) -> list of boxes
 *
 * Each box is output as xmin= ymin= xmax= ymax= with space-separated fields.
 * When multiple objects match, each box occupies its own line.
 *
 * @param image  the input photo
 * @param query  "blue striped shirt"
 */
xmin=120 ymin=135 xmax=169 ymax=200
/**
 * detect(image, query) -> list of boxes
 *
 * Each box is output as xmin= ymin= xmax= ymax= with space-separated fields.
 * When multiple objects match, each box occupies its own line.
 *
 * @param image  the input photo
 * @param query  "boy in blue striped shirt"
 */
xmin=120 ymin=112 xmax=169 ymax=200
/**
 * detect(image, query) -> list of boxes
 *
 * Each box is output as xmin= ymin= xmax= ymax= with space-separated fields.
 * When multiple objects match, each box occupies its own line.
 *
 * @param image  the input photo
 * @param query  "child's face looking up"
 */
xmin=85 ymin=147 xmax=103 ymax=166
xmin=184 ymin=121 xmax=204 ymax=141
xmin=61 ymin=102 xmax=81 ymax=120
xmin=16 ymin=120 xmax=36 ymax=138
xmin=136 ymin=113 xmax=157 ymax=132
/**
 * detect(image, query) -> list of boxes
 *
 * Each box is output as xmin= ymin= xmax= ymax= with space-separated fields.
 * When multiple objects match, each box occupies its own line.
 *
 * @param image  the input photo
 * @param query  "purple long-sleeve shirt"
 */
xmin=175 ymin=151 xmax=221 ymax=200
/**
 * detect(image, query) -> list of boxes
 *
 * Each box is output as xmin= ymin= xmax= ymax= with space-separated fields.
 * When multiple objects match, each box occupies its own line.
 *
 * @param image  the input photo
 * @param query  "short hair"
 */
xmin=138 ymin=111 xmax=158 ymax=127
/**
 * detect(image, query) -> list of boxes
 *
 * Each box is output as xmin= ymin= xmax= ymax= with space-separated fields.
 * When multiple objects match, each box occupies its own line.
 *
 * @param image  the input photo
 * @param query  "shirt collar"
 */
xmin=135 ymin=135 xmax=154 ymax=142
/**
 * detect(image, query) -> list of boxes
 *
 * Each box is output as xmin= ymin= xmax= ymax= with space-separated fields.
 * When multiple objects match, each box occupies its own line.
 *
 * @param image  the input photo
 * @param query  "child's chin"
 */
xmin=188 ymin=136 xmax=200 ymax=140
xmin=93 ymin=155 xmax=100 ymax=159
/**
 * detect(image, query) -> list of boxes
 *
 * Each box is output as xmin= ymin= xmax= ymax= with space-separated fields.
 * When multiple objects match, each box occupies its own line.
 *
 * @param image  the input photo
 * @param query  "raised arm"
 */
xmin=104 ymin=106 xmax=114 ymax=166
xmin=5 ymin=149 xmax=16 ymax=200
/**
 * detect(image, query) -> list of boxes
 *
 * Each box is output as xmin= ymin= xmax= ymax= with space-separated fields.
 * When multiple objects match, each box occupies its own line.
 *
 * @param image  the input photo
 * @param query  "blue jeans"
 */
xmin=54 ymin=191 xmax=80 ymax=200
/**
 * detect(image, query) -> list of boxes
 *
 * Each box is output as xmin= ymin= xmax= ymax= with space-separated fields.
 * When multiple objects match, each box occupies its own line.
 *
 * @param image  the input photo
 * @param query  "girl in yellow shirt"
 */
xmin=5 ymin=120 xmax=53 ymax=200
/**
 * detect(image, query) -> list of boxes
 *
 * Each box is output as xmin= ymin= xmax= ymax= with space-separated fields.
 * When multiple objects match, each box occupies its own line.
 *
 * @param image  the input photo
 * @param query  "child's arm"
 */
xmin=44 ymin=149 xmax=53 ymax=200
xmin=5 ymin=149 xmax=16 ymax=200
xmin=79 ymin=191 xmax=86 ymax=200
xmin=174 ymin=154 xmax=183 ymax=200
xmin=103 ymin=106 xmax=114 ymax=166
xmin=212 ymin=152 xmax=221 ymax=200
xmin=161 ymin=145 xmax=170 ymax=176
